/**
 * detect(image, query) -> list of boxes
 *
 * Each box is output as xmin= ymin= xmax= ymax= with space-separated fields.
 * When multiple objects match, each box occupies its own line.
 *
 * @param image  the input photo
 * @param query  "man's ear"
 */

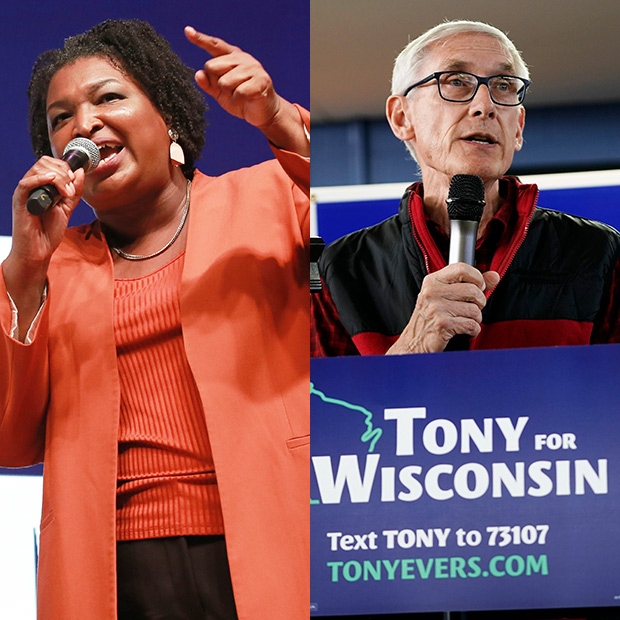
xmin=386 ymin=95 xmax=416 ymax=141
xmin=514 ymin=106 xmax=525 ymax=151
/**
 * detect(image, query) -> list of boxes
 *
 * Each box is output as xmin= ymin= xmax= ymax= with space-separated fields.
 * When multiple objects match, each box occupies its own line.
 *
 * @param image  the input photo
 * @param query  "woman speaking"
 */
xmin=0 ymin=19 xmax=309 ymax=620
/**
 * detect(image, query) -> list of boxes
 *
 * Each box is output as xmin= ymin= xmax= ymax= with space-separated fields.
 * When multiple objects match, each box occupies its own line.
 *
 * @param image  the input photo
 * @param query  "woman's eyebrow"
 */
xmin=47 ymin=78 xmax=122 ymax=112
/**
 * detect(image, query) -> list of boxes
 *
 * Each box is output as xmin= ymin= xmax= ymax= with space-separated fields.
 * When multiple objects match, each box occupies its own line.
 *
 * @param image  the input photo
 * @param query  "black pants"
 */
xmin=117 ymin=535 xmax=238 ymax=620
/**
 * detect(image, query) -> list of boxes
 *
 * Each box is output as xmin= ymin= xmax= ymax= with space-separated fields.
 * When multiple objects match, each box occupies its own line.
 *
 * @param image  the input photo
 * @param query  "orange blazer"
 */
xmin=0 ymin=110 xmax=309 ymax=620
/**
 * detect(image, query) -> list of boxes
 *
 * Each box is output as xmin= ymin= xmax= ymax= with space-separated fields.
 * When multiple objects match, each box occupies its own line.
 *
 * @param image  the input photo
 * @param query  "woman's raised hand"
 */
xmin=185 ymin=26 xmax=308 ymax=156
xmin=184 ymin=26 xmax=281 ymax=129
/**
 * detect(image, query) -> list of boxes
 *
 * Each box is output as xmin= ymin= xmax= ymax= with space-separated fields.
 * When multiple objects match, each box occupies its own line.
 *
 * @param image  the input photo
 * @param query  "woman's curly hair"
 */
xmin=27 ymin=19 xmax=207 ymax=179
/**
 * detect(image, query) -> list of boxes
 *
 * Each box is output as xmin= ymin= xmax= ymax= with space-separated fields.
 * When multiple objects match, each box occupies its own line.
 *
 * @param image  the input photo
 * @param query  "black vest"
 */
xmin=320 ymin=187 xmax=620 ymax=349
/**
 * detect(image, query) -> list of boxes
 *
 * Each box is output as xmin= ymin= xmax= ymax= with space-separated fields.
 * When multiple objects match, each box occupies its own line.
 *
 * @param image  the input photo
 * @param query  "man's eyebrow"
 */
xmin=443 ymin=60 xmax=516 ymax=73
xmin=443 ymin=61 xmax=470 ymax=71
xmin=47 ymin=78 xmax=121 ymax=112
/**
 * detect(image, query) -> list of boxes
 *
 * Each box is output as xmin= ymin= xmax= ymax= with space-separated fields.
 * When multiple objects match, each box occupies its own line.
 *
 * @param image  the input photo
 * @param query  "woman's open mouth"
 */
xmin=97 ymin=144 xmax=124 ymax=165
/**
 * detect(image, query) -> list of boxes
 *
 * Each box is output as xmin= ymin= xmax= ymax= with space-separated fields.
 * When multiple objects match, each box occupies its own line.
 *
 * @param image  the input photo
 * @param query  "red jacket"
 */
xmin=0 ymin=115 xmax=309 ymax=620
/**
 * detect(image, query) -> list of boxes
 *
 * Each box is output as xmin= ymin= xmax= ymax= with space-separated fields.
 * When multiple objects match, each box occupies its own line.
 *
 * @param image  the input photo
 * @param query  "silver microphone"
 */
xmin=446 ymin=174 xmax=485 ymax=266
xmin=26 ymin=137 xmax=100 ymax=216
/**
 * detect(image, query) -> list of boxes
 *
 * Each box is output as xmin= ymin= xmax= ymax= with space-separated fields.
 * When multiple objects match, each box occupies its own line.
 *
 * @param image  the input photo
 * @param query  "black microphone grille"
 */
xmin=446 ymin=174 xmax=485 ymax=221
xmin=63 ymin=137 xmax=100 ymax=171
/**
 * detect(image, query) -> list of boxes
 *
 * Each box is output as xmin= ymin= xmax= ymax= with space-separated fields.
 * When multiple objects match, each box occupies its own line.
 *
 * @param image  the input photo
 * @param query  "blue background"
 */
xmin=0 ymin=0 xmax=309 ymax=235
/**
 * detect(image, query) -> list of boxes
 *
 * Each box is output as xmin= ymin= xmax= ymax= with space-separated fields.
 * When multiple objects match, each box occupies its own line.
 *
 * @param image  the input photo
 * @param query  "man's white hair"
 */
xmin=391 ymin=20 xmax=530 ymax=97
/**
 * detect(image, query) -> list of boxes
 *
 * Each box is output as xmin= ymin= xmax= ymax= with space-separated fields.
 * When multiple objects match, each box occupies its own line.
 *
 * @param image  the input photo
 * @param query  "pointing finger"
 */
xmin=184 ymin=26 xmax=237 ymax=57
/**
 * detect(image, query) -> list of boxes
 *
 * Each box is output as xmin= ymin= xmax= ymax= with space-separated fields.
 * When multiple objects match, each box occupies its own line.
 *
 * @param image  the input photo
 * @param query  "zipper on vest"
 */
xmin=485 ymin=188 xmax=539 ymax=299
xmin=408 ymin=192 xmax=431 ymax=275
xmin=406 ymin=183 xmax=539 ymax=300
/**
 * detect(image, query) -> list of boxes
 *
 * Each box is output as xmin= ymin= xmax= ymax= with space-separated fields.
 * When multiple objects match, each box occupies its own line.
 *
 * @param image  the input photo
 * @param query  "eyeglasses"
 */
xmin=403 ymin=71 xmax=530 ymax=106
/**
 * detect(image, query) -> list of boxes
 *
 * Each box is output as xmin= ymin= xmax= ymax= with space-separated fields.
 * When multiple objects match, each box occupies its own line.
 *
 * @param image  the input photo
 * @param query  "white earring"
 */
xmin=168 ymin=129 xmax=185 ymax=166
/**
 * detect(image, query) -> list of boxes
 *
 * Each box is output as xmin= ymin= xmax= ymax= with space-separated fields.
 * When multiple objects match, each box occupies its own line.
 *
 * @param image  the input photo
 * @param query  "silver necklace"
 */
xmin=111 ymin=180 xmax=191 ymax=261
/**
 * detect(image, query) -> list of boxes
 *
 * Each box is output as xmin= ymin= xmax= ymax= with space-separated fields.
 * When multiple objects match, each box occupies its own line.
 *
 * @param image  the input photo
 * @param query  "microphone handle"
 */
xmin=27 ymin=185 xmax=59 ymax=216
xmin=447 ymin=219 xmax=480 ymax=351
xmin=448 ymin=219 xmax=478 ymax=265
xmin=26 ymin=148 xmax=90 ymax=216
xmin=445 ymin=334 xmax=471 ymax=351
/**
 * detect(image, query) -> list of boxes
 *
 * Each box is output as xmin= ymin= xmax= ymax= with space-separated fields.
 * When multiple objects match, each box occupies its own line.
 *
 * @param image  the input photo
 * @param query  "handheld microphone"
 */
xmin=26 ymin=137 xmax=100 ymax=216
xmin=445 ymin=174 xmax=486 ymax=351
xmin=446 ymin=174 xmax=485 ymax=266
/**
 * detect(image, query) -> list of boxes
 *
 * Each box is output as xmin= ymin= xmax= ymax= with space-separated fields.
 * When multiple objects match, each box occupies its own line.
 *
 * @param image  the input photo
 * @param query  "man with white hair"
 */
xmin=312 ymin=20 xmax=620 ymax=356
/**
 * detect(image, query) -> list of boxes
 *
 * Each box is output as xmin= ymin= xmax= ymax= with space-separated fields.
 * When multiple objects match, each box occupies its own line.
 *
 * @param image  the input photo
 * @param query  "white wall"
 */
xmin=0 ymin=236 xmax=40 ymax=619
xmin=0 ymin=476 xmax=42 ymax=620
xmin=0 ymin=236 xmax=10 ymax=261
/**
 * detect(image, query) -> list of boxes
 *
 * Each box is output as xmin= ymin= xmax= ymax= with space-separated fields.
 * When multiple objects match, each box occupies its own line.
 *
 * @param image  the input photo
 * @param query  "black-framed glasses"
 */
xmin=403 ymin=71 xmax=530 ymax=106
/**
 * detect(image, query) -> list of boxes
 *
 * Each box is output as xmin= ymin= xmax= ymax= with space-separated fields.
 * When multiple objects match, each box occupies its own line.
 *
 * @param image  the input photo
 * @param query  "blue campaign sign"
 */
xmin=310 ymin=345 xmax=620 ymax=616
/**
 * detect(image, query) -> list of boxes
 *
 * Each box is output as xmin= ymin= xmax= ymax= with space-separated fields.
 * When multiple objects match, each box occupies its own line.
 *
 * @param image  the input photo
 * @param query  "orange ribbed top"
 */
xmin=114 ymin=251 xmax=224 ymax=540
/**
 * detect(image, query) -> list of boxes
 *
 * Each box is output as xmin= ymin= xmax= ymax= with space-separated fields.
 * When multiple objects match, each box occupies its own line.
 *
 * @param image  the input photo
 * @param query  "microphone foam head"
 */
xmin=446 ymin=174 xmax=485 ymax=221
xmin=63 ymin=137 xmax=100 ymax=172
